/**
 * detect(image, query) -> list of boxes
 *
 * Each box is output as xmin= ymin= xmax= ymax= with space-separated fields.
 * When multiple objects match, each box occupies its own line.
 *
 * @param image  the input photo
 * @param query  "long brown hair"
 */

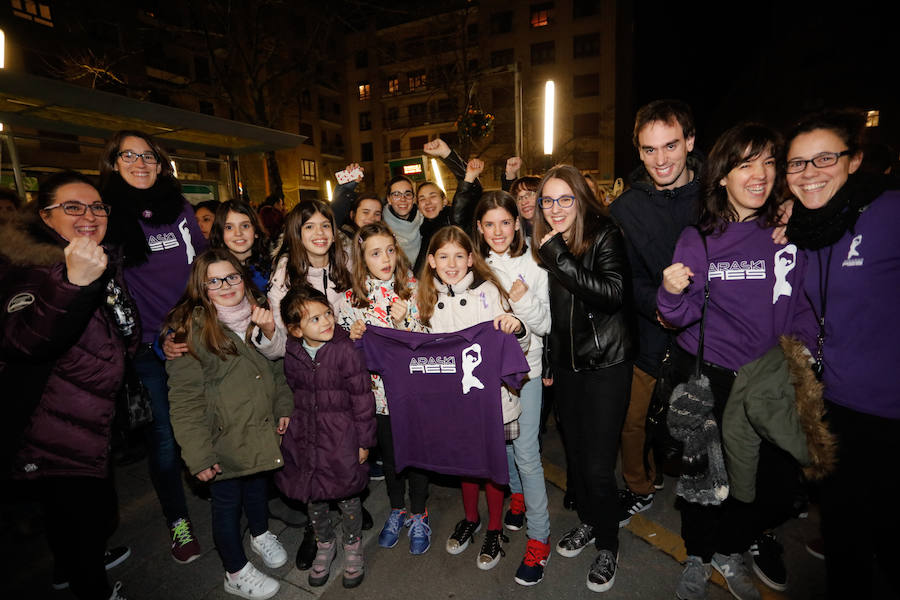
xmin=349 ymin=222 xmax=414 ymax=308
xmin=162 ymin=249 xmax=258 ymax=360
xmin=275 ymin=200 xmax=351 ymax=292
xmin=473 ymin=191 xmax=526 ymax=258
xmin=531 ymin=164 xmax=607 ymax=264
xmin=416 ymin=226 xmax=510 ymax=327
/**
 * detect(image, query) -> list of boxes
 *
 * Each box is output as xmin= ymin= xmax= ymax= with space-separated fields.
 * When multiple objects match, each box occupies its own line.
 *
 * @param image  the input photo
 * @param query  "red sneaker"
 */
xmin=170 ymin=518 xmax=201 ymax=564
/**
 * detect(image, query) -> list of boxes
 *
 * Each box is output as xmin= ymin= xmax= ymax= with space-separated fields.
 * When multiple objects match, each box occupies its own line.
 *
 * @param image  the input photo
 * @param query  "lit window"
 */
xmin=11 ymin=0 xmax=53 ymax=26
xmin=358 ymin=82 xmax=371 ymax=101
xmin=301 ymin=159 xmax=318 ymax=181
xmin=408 ymin=70 xmax=427 ymax=92
xmin=388 ymin=77 xmax=400 ymax=95
xmin=866 ymin=110 xmax=880 ymax=127
xmin=530 ymin=2 xmax=554 ymax=28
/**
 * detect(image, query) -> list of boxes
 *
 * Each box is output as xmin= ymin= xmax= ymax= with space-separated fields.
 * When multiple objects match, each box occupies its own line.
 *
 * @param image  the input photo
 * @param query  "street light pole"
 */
xmin=543 ymin=80 xmax=555 ymax=166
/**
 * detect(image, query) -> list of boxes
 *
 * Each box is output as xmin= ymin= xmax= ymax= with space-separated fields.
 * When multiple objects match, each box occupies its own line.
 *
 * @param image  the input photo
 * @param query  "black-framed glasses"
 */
xmin=538 ymin=195 xmax=576 ymax=209
xmin=117 ymin=150 xmax=159 ymax=164
xmin=42 ymin=201 xmax=112 ymax=217
xmin=205 ymin=272 xmax=243 ymax=290
xmin=785 ymin=150 xmax=850 ymax=174
xmin=390 ymin=190 xmax=414 ymax=199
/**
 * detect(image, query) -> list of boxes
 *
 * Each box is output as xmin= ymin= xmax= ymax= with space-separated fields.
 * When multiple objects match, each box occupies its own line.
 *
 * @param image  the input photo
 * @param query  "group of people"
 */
xmin=0 ymin=97 xmax=896 ymax=600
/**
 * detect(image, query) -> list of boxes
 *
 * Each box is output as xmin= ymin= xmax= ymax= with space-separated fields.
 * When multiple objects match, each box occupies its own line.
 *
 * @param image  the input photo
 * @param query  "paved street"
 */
xmin=8 ymin=419 xmax=831 ymax=599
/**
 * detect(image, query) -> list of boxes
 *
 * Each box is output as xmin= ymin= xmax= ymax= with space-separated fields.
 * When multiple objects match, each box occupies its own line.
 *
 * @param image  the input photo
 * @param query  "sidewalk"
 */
xmin=8 ymin=419 xmax=830 ymax=599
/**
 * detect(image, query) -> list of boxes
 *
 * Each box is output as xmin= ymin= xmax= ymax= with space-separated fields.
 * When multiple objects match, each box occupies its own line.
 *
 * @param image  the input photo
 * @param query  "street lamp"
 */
xmin=543 ymin=80 xmax=555 ymax=156
xmin=325 ymin=179 xmax=333 ymax=201
xmin=431 ymin=158 xmax=445 ymax=193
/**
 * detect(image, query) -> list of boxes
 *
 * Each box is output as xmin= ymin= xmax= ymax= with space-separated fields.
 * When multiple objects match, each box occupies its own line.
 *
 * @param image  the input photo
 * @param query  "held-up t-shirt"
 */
xmin=357 ymin=321 xmax=529 ymax=484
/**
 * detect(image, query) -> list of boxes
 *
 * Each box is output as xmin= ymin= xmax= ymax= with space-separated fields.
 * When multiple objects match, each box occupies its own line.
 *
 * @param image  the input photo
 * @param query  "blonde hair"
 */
xmin=416 ymin=226 xmax=510 ymax=327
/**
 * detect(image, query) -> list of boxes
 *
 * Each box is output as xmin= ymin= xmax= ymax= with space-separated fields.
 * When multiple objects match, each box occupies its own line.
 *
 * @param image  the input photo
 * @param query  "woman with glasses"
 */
xmin=784 ymin=110 xmax=900 ymax=599
xmin=100 ymin=130 xmax=208 ymax=564
xmin=532 ymin=164 xmax=635 ymax=593
xmin=1 ymin=171 xmax=135 ymax=600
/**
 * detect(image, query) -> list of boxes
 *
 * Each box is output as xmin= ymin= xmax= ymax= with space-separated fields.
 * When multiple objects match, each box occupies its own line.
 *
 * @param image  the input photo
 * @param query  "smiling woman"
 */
xmin=1 ymin=171 xmax=138 ymax=599
xmin=209 ymin=200 xmax=270 ymax=292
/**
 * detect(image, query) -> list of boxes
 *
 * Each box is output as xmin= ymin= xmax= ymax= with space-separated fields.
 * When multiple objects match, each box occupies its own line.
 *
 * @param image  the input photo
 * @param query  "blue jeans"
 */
xmin=133 ymin=345 xmax=189 ymax=525
xmin=210 ymin=473 xmax=270 ymax=573
xmin=505 ymin=377 xmax=550 ymax=541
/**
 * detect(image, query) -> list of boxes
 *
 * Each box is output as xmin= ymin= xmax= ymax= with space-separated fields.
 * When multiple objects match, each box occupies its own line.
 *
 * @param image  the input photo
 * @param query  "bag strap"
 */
xmin=694 ymin=229 xmax=710 ymax=378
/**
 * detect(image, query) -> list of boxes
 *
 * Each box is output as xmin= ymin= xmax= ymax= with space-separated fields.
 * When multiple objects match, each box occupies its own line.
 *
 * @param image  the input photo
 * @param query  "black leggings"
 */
xmin=377 ymin=414 xmax=429 ymax=514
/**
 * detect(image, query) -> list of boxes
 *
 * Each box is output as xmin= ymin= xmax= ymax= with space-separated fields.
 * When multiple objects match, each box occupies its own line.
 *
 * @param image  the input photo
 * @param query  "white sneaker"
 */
xmin=224 ymin=562 xmax=280 ymax=600
xmin=251 ymin=530 xmax=288 ymax=568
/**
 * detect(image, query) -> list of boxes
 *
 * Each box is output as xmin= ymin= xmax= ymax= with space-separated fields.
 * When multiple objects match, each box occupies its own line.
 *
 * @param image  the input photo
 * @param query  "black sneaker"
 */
xmin=617 ymin=488 xmax=654 ymax=527
xmin=555 ymin=523 xmax=595 ymax=558
xmin=476 ymin=529 xmax=508 ymax=570
xmin=52 ymin=547 xmax=131 ymax=590
xmin=653 ymin=471 xmax=665 ymax=490
xmin=750 ymin=532 xmax=787 ymax=591
xmin=586 ymin=549 xmax=618 ymax=592
xmin=445 ymin=517 xmax=481 ymax=555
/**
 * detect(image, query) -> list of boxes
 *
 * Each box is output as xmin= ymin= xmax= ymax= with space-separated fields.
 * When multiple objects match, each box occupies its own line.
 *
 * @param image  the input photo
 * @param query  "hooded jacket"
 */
xmin=723 ymin=336 xmax=837 ymax=502
xmin=609 ymin=156 xmax=702 ymax=376
xmin=1 ymin=215 xmax=137 ymax=479
xmin=166 ymin=308 xmax=293 ymax=480
xmin=276 ymin=327 xmax=376 ymax=503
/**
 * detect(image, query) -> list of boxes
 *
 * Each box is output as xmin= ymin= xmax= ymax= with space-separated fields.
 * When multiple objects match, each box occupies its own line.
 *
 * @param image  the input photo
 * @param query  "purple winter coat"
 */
xmin=275 ymin=326 xmax=376 ymax=503
xmin=0 ymin=217 xmax=137 ymax=479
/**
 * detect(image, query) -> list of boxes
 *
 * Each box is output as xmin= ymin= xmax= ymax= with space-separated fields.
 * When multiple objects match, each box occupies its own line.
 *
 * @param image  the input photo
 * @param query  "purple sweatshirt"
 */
xmin=657 ymin=221 xmax=816 ymax=372
xmin=803 ymin=191 xmax=900 ymax=418
xmin=124 ymin=202 xmax=207 ymax=342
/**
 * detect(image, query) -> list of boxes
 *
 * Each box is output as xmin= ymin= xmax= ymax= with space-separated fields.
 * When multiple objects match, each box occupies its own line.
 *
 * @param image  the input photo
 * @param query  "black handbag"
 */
xmin=645 ymin=343 xmax=683 ymax=477
xmin=117 ymin=361 xmax=153 ymax=431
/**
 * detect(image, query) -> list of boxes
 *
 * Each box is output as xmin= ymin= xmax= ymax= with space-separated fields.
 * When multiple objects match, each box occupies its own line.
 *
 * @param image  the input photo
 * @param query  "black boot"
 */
xmin=296 ymin=522 xmax=317 ymax=570
xmin=362 ymin=506 xmax=373 ymax=531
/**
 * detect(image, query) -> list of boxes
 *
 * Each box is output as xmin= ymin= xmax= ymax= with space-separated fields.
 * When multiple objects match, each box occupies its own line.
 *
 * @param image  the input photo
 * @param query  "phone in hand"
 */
xmin=335 ymin=166 xmax=363 ymax=185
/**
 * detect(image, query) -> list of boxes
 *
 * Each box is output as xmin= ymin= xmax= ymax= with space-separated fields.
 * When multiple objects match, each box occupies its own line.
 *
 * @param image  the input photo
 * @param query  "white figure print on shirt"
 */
xmin=178 ymin=218 xmax=197 ymax=264
xmin=772 ymin=244 xmax=797 ymax=304
xmin=461 ymin=343 xmax=485 ymax=394
xmin=842 ymin=234 xmax=864 ymax=267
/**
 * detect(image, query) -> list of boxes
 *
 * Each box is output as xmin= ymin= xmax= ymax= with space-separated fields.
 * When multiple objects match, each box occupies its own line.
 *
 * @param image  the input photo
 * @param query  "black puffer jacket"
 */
xmin=609 ymin=156 xmax=702 ymax=376
xmin=538 ymin=218 xmax=636 ymax=372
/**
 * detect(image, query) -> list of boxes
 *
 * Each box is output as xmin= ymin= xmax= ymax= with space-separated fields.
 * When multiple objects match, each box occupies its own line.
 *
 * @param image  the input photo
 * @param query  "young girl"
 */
xmin=417 ymin=225 xmax=529 ymax=571
xmin=533 ymin=164 xmax=635 ymax=593
xmin=473 ymin=191 xmax=552 ymax=585
xmin=209 ymin=200 xmax=271 ymax=292
xmin=276 ymin=288 xmax=376 ymax=589
xmin=336 ymin=223 xmax=432 ymax=555
xmin=267 ymin=200 xmax=352 ymax=357
xmin=165 ymin=249 xmax=293 ymax=600
xmin=658 ymin=123 xmax=815 ymax=600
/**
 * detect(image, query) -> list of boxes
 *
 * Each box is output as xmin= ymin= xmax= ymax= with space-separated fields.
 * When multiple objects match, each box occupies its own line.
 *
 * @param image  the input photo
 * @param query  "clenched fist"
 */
xmin=65 ymin=237 xmax=108 ymax=286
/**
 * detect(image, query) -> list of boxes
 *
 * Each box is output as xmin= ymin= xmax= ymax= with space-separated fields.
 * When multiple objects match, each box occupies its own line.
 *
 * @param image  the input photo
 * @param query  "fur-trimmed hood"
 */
xmin=0 ymin=213 xmax=67 ymax=268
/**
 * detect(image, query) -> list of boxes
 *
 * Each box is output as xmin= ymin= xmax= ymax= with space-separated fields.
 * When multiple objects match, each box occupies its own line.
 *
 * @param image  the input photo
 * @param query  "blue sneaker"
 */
xmin=407 ymin=512 xmax=432 ymax=555
xmin=378 ymin=508 xmax=408 ymax=548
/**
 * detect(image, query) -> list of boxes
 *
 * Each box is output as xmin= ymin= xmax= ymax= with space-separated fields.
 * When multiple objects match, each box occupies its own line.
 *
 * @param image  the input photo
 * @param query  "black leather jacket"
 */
xmin=538 ymin=218 xmax=636 ymax=372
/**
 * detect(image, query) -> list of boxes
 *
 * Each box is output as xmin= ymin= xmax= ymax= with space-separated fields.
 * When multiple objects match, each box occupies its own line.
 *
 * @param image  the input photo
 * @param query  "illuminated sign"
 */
xmin=402 ymin=164 xmax=423 ymax=175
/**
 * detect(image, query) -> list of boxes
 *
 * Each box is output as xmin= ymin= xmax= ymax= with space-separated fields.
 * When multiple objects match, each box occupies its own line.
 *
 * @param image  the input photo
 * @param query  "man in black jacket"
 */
xmin=608 ymin=99 xmax=701 ymax=525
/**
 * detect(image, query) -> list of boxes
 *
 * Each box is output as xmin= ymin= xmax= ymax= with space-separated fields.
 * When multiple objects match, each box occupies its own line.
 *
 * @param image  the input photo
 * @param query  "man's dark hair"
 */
xmin=632 ymin=99 xmax=696 ymax=149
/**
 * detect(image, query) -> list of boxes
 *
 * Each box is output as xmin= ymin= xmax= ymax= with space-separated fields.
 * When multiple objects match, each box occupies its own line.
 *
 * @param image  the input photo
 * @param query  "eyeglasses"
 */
xmin=785 ymin=150 xmax=850 ymax=174
xmin=516 ymin=191 xmax=536 ymax=201
xmin=205 ymin=272 xmax=243 ymax=290
xmin=117 ymin=150 xmax=159 ymax=164
xmin=42 ymin=201 xmax=112 ymax=217
xmin=538 ymin=195 xmax=576 ymax=209
xmin=390 ymin=191 xmax=414 ymax=199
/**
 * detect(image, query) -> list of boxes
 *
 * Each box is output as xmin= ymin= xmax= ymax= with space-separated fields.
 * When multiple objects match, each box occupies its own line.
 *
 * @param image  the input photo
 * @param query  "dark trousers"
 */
xmin=38 ymin=476 xmax=116 ymax=600
xmin=821 ymin=402 xmax=900 ymax=599
xmin=210 ymin=473 xmax=269 ymax=573
xmin=133 ymin=345 xmax=189 ymax=525
xmin=377 ymin=414 xmax=429 ymax=514
xmin=554 ymin=361 xmax=631 ymax=553
xmin=670 ymin=345 xmax=800 ymax=561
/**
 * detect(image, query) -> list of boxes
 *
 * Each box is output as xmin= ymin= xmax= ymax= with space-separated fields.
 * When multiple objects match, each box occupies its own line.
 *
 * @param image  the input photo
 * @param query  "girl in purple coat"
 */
xmin=276 ymin=288 xmax=376 ymax=589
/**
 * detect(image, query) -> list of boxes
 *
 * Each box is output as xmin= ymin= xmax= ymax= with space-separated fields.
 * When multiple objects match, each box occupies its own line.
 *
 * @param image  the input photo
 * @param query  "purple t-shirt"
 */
xmin=124 ymin=202 xmax=208 ymax=342
xmin=357 ymin=322 xmax=529 ymax=484
xmin=657 ymin=221 xmax=817 ymax=372
xmin=803 ymin=191 xmax=900 ymax=418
